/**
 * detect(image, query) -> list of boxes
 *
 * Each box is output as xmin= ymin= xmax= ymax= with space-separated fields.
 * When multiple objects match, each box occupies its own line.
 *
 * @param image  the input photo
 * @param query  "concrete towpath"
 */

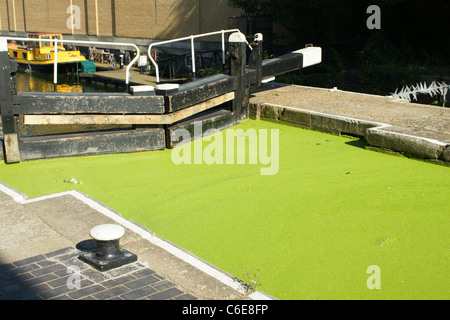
xmin=0 ymin=182 xmax=273 ymax=300
xmin=249 ymin=83 xmax=450 ymax=164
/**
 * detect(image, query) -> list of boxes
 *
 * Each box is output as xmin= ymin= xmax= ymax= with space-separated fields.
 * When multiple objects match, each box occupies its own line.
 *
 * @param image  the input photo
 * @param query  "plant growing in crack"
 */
xmin=240 ymin=265 xmax=262 ymax=298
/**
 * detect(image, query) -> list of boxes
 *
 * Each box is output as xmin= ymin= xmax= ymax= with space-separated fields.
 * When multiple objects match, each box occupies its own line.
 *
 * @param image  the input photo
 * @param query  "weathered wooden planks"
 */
xmin=23 ymin=92 xmax=235 ymax=125
xmin=0 ymin=49 xmax=19 ymax=163
xmin=228 ymin=33 xmax=248 ymax=125
xmin=0 ymin=52 xmax=17 ymax=134
xmin=167 ymin=108 xmax=234 ymax=148
xmin=18 ymin=128 xmax=166 ymax=161
xmin=23 ymin=114 xmax=172 ymax=126
xmin=261 ymin=52 xmax=304 ymax=78
xmin=0 ymin=138 xmax=3 ymax=160
xmin=13 ymin=92 xmax=165 ymax=115
xmin=165 ymin=73 xmax=235 ymax=113
xmin=169 ymin=91 xmax=234 ymax=124
xmin=261 ymin=47 xmax=322 ymax=78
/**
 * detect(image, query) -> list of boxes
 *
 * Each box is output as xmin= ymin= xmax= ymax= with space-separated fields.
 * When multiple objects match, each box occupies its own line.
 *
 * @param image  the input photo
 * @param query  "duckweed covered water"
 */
xmin=1 ymin=119 xmax=448 ymax=299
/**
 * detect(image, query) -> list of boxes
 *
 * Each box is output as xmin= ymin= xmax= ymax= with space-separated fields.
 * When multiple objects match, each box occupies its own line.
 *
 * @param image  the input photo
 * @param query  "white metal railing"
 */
xmin=148 ymin=29 xmax=246 ymax=83
xmin=4 ymin=30 xmax=250 ymax=89
xmin=2 ymin=37 xmax=140 ymax=90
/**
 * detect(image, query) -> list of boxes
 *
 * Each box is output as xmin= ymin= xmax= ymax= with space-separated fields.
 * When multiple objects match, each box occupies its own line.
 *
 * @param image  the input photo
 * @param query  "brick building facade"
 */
xmin=0 ymin=0 xmax=243 ymax=41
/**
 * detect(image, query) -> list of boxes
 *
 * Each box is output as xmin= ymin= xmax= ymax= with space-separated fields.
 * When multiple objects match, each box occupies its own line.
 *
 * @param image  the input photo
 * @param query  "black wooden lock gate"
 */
xmin=0 ymin=33 xmax=321 ymax=163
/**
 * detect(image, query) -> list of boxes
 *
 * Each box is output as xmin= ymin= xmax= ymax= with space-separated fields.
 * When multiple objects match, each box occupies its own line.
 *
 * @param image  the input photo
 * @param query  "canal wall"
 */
xmin=248 ymin=83 xmax=450 ymax=165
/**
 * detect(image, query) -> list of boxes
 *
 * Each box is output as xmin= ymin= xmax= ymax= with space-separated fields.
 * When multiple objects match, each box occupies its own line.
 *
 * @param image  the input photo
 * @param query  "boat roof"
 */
xmin=28 ymin=33 xmax=63 ymax=37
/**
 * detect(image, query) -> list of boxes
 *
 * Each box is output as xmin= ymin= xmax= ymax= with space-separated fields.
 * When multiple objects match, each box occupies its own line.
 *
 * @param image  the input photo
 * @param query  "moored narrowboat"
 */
xmin=8 ymin=33 xmax=88 ymax=72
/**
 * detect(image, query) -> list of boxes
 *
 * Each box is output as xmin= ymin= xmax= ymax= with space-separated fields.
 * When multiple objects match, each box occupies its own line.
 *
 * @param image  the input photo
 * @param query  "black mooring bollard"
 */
xmin=90 ymin=224 xmax=124 ymax=260
xmin=79 ymin=224 xmax=137 ymax=272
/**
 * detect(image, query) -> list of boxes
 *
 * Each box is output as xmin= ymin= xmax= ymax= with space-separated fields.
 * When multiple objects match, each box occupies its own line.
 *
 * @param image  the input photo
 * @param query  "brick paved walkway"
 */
xmin=0 ymin=247 xmax=197 ymax=300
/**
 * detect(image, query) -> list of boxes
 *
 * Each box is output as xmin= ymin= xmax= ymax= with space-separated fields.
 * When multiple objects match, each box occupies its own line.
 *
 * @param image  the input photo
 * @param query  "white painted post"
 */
xmin=221 ymin=30 xmax=226 ymax=66
xmin=54 ymin=40 xmax=58 ymax=91
xmin=0 ymin=37 xmax=7 ymax=52
xmin=191 ymin=35 xmax=196 ymax=78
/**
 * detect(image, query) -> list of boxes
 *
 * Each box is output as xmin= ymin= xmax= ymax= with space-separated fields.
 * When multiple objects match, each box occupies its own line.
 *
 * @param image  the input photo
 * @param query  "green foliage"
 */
xmin=198 ymin=60 xmax=228 ymax=78
xmin=358 ymin=64 xmax=419 ymax=95
xmin=263 ymin=50 xmax=275 ymax=60
xmin=198 ymin=68 xmax=217 ymax=78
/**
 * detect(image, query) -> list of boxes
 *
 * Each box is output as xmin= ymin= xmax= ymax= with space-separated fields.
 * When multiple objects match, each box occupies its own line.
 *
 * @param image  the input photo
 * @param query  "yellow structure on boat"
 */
xmin=8 ymin=33 xmax=87 ymax=71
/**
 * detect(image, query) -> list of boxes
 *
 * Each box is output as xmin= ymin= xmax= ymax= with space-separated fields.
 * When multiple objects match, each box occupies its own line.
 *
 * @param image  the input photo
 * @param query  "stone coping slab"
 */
xmin=249 ymin=83 xmax=450 ymax=163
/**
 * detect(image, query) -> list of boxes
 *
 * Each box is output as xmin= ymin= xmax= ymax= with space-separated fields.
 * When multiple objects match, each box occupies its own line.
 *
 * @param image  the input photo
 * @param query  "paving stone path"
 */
xmin=0 ymin=247 xmax=197 ymax=300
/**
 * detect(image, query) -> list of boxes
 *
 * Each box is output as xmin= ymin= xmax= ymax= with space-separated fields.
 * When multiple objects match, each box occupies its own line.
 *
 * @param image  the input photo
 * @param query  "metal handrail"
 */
xmin=147 ymin=29 xmax=243 ymax=83
xmin=2 ymin=37 xmax=140 ymax=90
